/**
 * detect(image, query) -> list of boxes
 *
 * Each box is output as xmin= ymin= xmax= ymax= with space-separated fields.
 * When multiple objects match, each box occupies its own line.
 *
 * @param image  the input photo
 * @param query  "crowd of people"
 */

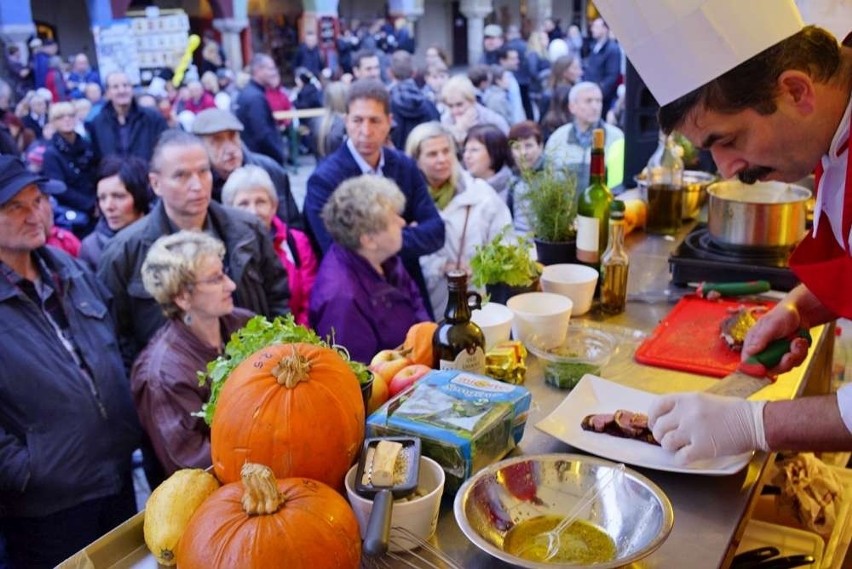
xmin=0 ymin=18 xmax=632 ymax=565
xmin=7 ymin=7 xmax=850 ymax=568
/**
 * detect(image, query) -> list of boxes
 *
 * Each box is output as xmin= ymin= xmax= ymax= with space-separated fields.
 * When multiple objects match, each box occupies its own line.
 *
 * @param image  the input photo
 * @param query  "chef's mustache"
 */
xmin=737 ymin=166 xmax=773 ymax=184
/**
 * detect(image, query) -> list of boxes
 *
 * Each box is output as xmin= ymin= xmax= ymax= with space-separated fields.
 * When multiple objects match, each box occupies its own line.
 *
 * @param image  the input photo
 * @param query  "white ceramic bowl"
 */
xmin=506 ymin=292 xmax=573 ymax=348
xmin=471 ymin=302 xmax=514 ymax=349
xmin=540 ymin=264 xmax=599 ymax=316
xmin=344 ymin=456 xmax=445 ymax=552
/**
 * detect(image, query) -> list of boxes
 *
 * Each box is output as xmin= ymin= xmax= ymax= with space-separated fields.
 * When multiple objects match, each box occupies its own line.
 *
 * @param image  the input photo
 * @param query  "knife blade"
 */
xmin=706 ymin=329 xmax=813 ymax=398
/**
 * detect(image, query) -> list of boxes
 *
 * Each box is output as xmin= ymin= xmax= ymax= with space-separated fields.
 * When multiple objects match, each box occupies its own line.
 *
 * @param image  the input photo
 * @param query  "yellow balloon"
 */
xmin=172 ymin=34 xmax=202 ymax=88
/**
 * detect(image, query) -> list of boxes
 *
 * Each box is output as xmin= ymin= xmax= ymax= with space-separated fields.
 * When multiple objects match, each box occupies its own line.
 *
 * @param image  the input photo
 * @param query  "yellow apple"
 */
xmin=369 ymin=349 xmax=413 ymax=382
xmin=367 ymin=373 xmax=389 ymax=415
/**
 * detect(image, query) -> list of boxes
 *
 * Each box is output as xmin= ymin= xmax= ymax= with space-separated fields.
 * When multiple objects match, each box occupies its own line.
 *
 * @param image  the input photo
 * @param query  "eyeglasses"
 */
xmin=194 ymin=271 xmax=230 ymax=287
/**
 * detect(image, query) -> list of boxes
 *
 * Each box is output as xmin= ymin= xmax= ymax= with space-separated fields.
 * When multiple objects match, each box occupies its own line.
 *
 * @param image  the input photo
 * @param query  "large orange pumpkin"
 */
xmin=177 ymin=463 xmax=362 ymax=569
xmin=210 ymin=343 xmax=365 ymax=488
xmin=403 ymin=321 xmax=438 ymax=367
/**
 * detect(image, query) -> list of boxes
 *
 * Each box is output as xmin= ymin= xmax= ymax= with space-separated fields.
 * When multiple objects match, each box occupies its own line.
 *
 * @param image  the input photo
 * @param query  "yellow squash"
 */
xmin=143 ymin=469 xmax=220 ymax=566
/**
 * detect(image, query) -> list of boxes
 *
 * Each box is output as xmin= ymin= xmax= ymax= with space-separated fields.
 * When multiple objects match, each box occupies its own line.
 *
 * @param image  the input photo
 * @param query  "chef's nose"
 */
xmin=710 ymin=147 xmax=747 ymax=180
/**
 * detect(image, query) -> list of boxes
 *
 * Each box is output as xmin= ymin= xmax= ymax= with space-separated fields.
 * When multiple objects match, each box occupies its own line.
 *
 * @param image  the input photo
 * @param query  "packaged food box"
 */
xmin=366 ymin=370 xmax=531 ymax=493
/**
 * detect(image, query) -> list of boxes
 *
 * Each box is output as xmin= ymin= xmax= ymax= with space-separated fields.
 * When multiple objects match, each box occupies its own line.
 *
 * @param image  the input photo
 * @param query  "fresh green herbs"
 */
xmin=543 ymin=362 xmax=601 ymax=390
xmin=470 ymin=226 xmax=542 ymax=288
xmin=516 ymin=163 xmax=578 ymax=242
xmin=197 ymin=314 xmax=371 ymax=425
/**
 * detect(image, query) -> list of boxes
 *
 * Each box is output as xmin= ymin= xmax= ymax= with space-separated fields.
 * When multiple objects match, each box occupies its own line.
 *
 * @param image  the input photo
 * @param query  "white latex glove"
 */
xmin=648 ymin=392 xmax=769 ymax=465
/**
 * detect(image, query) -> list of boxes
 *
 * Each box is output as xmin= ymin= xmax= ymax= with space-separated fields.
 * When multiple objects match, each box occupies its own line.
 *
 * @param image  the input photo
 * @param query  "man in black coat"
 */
xmin=582 ymin=18 xmax=622 ymax=115
xmin=234 ymin=54 xmax=286 ymax=164
xmin=98 ymin=130 xmax=290 ymax=367
xmin=388 ymin=51 xmax=439 ymax=150
xmin=191 ymin=108 xmax=304 ymax=231
xmin=88 ymin=71 xmax=168 ymax=162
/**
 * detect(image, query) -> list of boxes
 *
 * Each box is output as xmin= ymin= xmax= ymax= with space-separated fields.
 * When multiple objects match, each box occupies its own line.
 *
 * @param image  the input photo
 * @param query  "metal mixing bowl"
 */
xmin=635 ymin=170 xmax=717 ymax=220
xmin=454 ymin=454 xmax=674 ymax=568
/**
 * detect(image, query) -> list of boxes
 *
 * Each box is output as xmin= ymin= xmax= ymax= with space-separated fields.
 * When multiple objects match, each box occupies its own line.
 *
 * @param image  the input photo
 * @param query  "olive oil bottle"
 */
xmin=576 ymin=129 xmax=612 ymax=268
xmin=432 ymin=270 xmax=486 ymax=373
xmin=600 ymin=201 xmax=629 ymax=314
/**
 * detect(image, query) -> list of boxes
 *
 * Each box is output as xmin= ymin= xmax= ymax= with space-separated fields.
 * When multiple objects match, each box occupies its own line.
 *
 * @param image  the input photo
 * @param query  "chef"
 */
xmin=593 ymin=0 xmax=852 ymax=464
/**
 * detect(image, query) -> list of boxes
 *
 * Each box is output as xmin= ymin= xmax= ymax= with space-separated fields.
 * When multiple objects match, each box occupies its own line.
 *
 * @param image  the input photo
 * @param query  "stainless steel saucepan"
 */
xmin=706 ymin=180 xmax=811 ymax=250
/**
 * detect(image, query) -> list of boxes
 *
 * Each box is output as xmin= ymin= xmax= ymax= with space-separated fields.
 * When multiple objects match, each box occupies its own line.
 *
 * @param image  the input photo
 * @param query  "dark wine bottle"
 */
xmin=432 ymin=270 xmax=486 ymax=373
xmin=575 ymin=128 xmax=612 ymax=268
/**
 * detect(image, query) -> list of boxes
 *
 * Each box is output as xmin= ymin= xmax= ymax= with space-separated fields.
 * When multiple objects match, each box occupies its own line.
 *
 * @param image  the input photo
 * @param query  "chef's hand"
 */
xmin=648 ymin=393 xmax=768 ymax=465
xmin=741 ymin=302 xmax=809 ymax=374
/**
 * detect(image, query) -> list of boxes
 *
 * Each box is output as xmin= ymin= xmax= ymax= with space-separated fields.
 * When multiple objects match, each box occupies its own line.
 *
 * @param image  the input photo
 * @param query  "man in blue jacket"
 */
xmin=0 ymin=156 xmax=141 ymax=568
xmin=304 ymin=78 xmax=444 ymax=315
xmin=235 ymin=54 xmax=286 ymax=164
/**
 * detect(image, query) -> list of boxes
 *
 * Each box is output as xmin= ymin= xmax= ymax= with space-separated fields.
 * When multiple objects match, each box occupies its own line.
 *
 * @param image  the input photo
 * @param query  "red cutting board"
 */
xmin=634 ymin=295 xmax=777 ymax=378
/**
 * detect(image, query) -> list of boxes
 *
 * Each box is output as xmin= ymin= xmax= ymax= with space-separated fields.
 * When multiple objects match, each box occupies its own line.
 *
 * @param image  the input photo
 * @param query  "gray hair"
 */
xmin=221 ymin=165 xmax=277 ymax=206
xmin=141 ymin=231 xmax=226 ymax=318
xmin=321 ymin=175 xmax=406 ymax=250
xmin=150 ymin=129 xmax=206 ymax=173
xmin=568 ymin=81 xmax=602 ymax=104
xmin=404 ymin=122 xmax=459 ymax=188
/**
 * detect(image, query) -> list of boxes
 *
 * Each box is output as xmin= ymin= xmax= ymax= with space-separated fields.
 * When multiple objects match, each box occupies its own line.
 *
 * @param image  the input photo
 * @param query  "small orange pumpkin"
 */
xmin=210 ymin=343 xmax=365 ymax=488
xmin=177 ymin=463 xmax=362 ymax=569
xmin=403 ymin=321 xmax=438 ymax=367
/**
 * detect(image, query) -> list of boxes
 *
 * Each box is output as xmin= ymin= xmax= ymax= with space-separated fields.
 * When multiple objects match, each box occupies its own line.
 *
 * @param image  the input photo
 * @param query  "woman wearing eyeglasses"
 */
xmin=130 ymin=230 xmax=252 ymax=477
xmin=41 ymin=101 xmax=98 ymax=236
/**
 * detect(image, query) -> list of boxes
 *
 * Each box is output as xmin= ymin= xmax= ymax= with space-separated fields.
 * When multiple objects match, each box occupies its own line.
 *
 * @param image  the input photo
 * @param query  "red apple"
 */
xmin=369 ymin=349 xmax=413 ymax=382
xmin=367 ymin=373 xmax=389 ymax=415
xmin=388 ymin=364 xmax=432 ymax=397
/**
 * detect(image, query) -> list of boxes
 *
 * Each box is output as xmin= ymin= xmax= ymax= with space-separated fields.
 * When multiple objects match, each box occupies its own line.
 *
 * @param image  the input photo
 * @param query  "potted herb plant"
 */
xmin=517 ymin=163 xmax=580 ymax=265
xmin=470 ymin=226 xmax=542 ymax=305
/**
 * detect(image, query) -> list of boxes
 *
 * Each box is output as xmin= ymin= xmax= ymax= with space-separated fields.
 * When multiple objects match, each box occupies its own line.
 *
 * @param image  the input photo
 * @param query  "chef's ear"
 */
xmin=776 ymin=70 xmax=816 ymax=115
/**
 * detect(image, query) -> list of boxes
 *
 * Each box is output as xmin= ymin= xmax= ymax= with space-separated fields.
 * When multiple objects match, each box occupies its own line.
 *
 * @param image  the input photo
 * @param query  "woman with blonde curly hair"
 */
xmin=309 ymin=175 xmax=430 ymax=362
xmin=131 ymin=230 xmax=252 ymax=477
xmin=406 ymin=122 xmax=511 ymax=316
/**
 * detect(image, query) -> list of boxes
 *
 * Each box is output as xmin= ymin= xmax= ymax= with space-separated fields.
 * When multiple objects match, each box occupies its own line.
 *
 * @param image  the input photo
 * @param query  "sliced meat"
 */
xmin=581 ymin=410 xmax=659 ymax=445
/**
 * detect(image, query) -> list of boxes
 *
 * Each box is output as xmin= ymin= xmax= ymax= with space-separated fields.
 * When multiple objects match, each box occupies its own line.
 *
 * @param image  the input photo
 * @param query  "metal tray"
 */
xmin=58 ymin=511 xmax=157 ymax=569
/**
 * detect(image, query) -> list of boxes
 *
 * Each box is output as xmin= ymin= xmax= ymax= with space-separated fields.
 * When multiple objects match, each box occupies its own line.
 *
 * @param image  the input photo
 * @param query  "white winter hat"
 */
xmin=593 ymin=0 xmax=804 ymax=105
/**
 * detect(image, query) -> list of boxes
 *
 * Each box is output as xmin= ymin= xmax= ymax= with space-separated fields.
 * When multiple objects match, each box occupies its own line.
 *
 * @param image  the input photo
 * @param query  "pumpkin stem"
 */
xmin=272 ymin=347 xmax=312 ymax=388
xmin=240 ymin=463 xmax=283 ymax=515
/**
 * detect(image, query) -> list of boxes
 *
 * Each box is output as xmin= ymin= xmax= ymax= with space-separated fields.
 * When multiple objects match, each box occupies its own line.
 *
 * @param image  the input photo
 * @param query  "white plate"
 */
xmin=535 ymin=375 xmax=753 ymax=475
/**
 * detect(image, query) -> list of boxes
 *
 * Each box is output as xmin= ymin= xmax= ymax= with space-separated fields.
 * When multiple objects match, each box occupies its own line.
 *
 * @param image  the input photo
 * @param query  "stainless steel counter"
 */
xmin=67 ymin=227 xmax=832 ymax=569
xmin=430 ymin=227 xmax=832 ymax=569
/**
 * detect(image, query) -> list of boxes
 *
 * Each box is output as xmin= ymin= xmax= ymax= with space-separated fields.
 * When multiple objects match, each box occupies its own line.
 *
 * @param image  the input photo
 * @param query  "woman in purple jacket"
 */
xmin=309 ymin=175 xmax=431 ymax=363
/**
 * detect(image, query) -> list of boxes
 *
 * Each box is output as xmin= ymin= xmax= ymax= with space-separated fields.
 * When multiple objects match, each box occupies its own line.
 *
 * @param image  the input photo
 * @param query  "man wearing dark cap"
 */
xmin=191 ymin=107 xmax=304 ymax=231
xmin=0 ymin=156 xmax=141 ymax=568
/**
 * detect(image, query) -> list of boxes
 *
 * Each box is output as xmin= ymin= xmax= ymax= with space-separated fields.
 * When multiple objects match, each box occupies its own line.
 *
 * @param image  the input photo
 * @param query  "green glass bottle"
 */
xmin=575 ymin=128 xmax=613 ymax=267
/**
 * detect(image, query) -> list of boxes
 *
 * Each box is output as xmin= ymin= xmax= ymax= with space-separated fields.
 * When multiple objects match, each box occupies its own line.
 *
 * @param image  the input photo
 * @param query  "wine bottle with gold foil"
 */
xmin=432 ymin=270 xmax=486 ymax=373
xmin=575 ymin=128 xmax=612 ymax=268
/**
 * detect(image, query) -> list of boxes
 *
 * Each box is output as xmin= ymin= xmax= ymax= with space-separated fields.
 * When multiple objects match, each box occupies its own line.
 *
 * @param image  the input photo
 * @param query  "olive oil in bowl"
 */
xmin=503 ymin=515 xmax=616 ymax=564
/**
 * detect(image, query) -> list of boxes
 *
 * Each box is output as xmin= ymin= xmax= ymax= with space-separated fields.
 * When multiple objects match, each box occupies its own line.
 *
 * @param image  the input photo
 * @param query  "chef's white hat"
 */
xmin=593 ymin=0 xmax=804 ymax=106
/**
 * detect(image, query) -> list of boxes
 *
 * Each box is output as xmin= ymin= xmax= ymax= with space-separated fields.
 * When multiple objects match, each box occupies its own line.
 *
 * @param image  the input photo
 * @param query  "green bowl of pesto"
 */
xmin=527 ymin=325 xmax=616 ymax=389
